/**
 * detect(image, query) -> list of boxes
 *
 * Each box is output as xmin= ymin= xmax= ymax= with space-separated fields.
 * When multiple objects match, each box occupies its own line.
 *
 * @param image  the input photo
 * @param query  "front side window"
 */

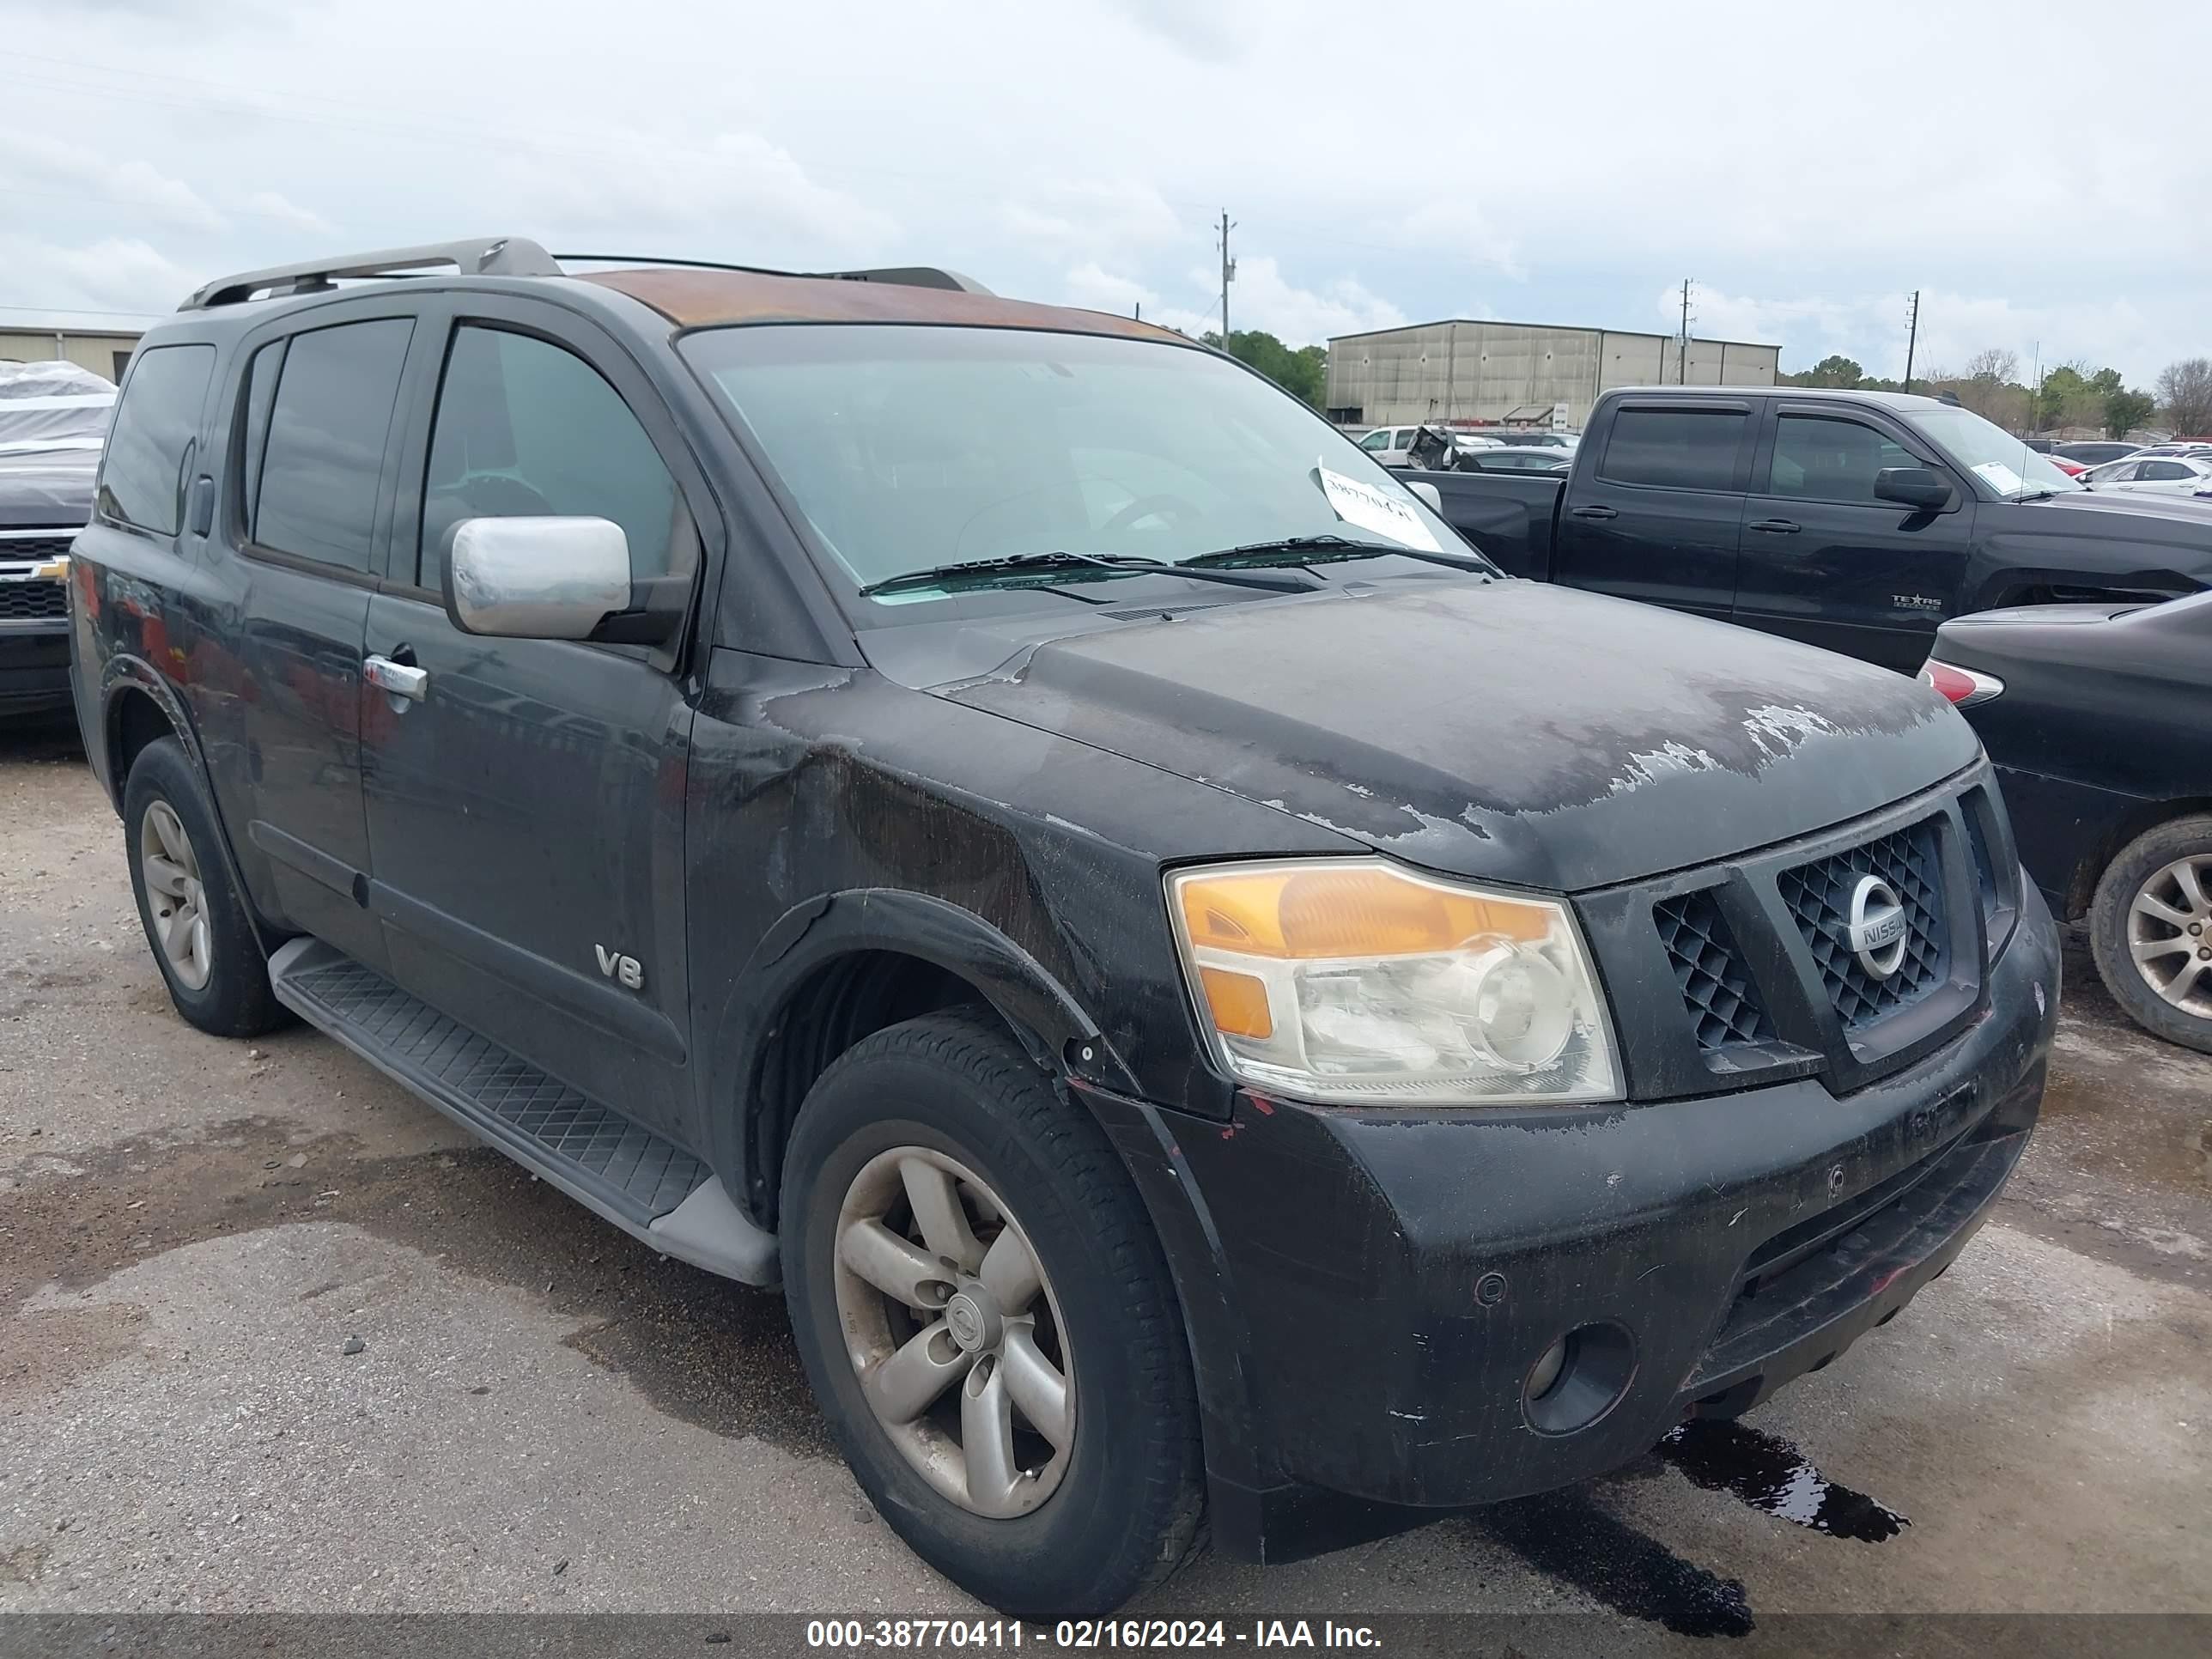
xmin=2142 ymin=460 xmax=2194 ymax=482
xmin=1359 ymin=429 xmax=1391 ymax=452
xmin=1598 ymin=407 xmax=1746 ymax=491
xmin=680 ymin=325 xmax=1461 ymax=608
xmin=1765 ymin=415 xmax=1917 ymax=503
xmin=98 ymin=343 xmax=215 ymax=535
xmin=253 ymin=319 xmax=415 ymax=572
xmin=1904 ymin=405 xmax=2081 ymax=499
xmin=418 ymin=325 xmax=688 ymax=592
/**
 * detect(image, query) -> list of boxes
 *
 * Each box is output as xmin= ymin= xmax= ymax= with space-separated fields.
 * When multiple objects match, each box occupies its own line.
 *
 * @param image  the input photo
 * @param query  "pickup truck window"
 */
xmin=683 ymin=324 xmax=1452 ymax=605
xmin=1765 ymin=414 xmax=1917 ymax=504
xmin=1904 ymin=405 xmax=2081 ymax=500
xmin=253 ymin=319 xmax=415 ymax=573
xmin=1597 ymin=408 xmax=1744 ymax=491
xmin=419 ymin=325 xmax=690 ymax=592
xmin=1359 ymin=429 xmax=1391 ymax=452
xmin=97 ymin=343 xmax=214 ymax=537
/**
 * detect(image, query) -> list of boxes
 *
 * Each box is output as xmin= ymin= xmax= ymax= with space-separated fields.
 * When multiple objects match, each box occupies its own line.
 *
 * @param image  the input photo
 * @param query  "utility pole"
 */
xmin=1902 ymin=290 xmax=1920 ymax=392
xmin=1216 ymin=210 xmax=1236 ymax=343
xmin=1677 ymin=278 xmax=1695 ymax=384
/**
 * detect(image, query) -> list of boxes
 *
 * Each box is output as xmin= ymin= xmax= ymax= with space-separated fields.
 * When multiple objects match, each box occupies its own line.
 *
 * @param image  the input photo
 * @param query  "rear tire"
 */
xmin=781 ymin=1012 xmax=1205 ymax=1618
xmin=123 ymin=736 xmax=286 ymax=1038
xmin=2088 ymin=815 xmax=2212 ymax=1054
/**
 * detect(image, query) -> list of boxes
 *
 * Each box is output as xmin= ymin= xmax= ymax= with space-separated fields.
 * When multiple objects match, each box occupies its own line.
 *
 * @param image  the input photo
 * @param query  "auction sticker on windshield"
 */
xmin=1971 ymin=460 xmax=2027 ymax=495
xmin=1315 ymin=463 xmax=1442 ymax=551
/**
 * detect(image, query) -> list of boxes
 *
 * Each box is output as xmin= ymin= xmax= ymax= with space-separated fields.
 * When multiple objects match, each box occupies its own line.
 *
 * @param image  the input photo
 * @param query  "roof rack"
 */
xmin=183 ymin=239 xmax=994 ymax=311
xmin=554 ymin=253 xmax=992 ymax=295
xmin=182 ymin=237 xmax=563 ymax=310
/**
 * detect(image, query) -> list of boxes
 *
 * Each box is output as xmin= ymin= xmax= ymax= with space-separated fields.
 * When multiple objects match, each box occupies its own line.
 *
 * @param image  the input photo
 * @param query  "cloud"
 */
xmin=1061 ymin=262 xmax=1158 ymax=317
xmin=1004 ymin=179 xmax=1182 ymax=254
xmin=0 ymin=134 xmax=222 ymax=231
xmin=241 ymin=189 xmax=334 ymax=237
xmin=0 ymin=235 xmax=199 ymax=317
xmin=1221 ymin=255 xmax=1407 ymax=346
xmin=1397 ymin=199 xmax=1521 ymax=278
xmin=1099 ymin=0 xmax=1257 ymax=62
xmin=500 ymin=131 xmax=897 ymax=258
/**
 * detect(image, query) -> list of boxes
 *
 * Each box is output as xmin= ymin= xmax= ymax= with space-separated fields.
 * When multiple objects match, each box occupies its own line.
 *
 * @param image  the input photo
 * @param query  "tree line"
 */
xmin=1781 ymin=349 xmax=2212 ymax=439
xmin=1203 ymin=330 xmax=1327 ymax=407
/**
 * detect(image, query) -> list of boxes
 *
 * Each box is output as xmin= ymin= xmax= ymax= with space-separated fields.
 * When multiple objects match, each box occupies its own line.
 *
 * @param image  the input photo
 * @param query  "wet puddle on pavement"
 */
xmin=1657 ymin=1418 xmax=1910 ymax=1542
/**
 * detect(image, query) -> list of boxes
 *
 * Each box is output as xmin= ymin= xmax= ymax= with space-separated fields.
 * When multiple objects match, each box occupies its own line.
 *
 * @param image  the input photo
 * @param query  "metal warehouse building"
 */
xmin=1324 ymin=319 xmax=1780 ymax=430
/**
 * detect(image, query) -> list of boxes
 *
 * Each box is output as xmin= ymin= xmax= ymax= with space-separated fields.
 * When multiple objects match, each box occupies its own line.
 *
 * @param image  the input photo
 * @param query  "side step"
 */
xmin=268 ymin=938 xmax=777 ymax=1286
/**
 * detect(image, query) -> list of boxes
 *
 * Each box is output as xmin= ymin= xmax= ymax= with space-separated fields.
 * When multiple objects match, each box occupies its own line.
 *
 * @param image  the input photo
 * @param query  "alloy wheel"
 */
xmin=832 ymin=1146 xmax=1075 ymax=1518
xmin=2127 ymin=854 xmax=2212 ymax=1018
xmin=139 ymin=799 xmax=213 ymax=991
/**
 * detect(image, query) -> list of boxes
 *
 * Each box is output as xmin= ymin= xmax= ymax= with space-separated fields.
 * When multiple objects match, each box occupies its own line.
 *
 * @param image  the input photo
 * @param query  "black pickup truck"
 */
xmin=1411 ymin=386 xmax=2212 ymax=672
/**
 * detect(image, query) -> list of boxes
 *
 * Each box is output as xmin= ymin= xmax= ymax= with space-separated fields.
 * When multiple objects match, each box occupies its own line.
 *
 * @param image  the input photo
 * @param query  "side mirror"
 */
xmin=1408 ymin=481 xmax=1443 ymax=512
xmin=1874 ymin=466 xmax=1953 ymax=512
xmin=445 ymin=516 xmax=631 ymax=640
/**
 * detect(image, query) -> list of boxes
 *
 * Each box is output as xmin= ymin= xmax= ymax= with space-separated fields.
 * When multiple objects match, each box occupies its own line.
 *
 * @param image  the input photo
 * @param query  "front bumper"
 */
xmin=1102 ymin=882 xmax=2058 ymax=1561
xmin=0 ymin=623 xmax=73 ymax=715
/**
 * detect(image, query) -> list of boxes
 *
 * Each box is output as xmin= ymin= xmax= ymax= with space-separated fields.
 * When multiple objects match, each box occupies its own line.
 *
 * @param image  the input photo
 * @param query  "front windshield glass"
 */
xmin=1902 ymin=405 xmax=2082 ymax=500
xmin=681 ymin=325 xmax=1466 ymax=601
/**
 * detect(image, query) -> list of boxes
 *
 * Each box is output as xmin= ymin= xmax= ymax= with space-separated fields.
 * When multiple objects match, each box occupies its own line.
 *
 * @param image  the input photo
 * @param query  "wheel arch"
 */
xmin=2070 ymin=793 xmax=2212 ymax=920
xmin=99 ymin=655 xmax=204 ymax=813
xmin=710 ymin=890 xmax=1138 ymax=1231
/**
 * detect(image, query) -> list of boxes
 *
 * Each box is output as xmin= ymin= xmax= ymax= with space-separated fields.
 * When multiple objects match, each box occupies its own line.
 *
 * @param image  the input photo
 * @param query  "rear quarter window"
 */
xmin=1598 ymin=407 xmax=1746 ymax=491
xmin=97 ymin=343 xmax=216 ymax=535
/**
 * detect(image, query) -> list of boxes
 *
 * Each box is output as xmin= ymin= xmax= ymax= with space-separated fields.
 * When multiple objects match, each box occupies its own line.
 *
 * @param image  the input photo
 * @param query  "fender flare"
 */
xmin=98 ymin=653 xmax=209 ymax=811
xmin=99 ymin=653 xmax=271 ymax=954
xmin=706 ymin=888 xmax=1142 ymax=1212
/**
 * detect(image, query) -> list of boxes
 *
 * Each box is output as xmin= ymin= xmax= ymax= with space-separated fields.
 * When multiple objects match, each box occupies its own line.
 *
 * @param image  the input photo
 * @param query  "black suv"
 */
xmin=70 ymin=238 xmax=2058 ymax=1617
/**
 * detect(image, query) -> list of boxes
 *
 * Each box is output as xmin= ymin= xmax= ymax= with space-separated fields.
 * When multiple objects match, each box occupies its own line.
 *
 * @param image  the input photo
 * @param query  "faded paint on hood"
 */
xmin=939 ymin=580 xmax=1976 ymax=891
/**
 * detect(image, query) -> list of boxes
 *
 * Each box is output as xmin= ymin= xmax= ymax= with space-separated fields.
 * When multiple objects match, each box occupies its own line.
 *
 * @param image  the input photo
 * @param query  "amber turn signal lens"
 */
xmin=1176 ymin=863 xmax=1547 ymax=959
xmin=1197 ymin=967 xmax=1273 ymax=1038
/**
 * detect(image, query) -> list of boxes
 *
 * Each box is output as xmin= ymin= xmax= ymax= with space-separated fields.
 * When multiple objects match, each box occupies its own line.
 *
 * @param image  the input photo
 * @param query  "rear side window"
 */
xmin=252 ymin=319 xmax=414 ymax=573
xmin=1599 ymin=407 xmax=1746 ymax=491
xmin=416 ymin=325 xmax=689 ymax=592
xmin=2142 ymin=460 xmax=2193 ymax=481
xmin=98 ymin=343 xmax=215 ymax=535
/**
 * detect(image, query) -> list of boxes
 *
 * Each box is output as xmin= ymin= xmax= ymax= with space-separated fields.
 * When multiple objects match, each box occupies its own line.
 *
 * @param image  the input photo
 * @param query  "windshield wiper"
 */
xmin=1183 ymin=533 xmax=1495 ymax=576
xmin=859 ymin=550 xmax=1318 ymax=599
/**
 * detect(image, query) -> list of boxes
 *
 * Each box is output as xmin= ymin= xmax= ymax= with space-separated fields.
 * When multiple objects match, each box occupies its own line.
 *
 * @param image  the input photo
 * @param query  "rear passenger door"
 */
xmin=1730 ymin=404 xmax=1973 ymax=672
xmin=227 ymin=306 xmax=423 ymax=972
xmin=360 ymin=295 xmax=711 ymax=1137
xmin=1553 ymin=398 xmax=1753 ymax=623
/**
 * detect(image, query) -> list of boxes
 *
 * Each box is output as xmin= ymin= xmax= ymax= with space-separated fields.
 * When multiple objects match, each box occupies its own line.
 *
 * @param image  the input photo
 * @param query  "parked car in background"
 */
xmin=1457 ymin=445 xmax=1574 ymax=474
xmin=2133 ymin=442 xmax=2212 ymax=459
xmin=1924 ymin=592 xmax=2212 ymax=1053
xmin=1407 ymin=386 xmax=2212 ymax=673
xmin=2 ymin=360 xmax=114 ymax=720
xmin=2052 ymin=441 xmax=2142 ymax=467
xmin=66 ymin=236 xmax=2057 ymax=1618
xmin=1354 ymin=424 xmax=1422 ymax=466
xmin=2080 ymin=454 xmax=2212 ymax=499
xmin=2045 ymin=453 xmax=2089 ymax=477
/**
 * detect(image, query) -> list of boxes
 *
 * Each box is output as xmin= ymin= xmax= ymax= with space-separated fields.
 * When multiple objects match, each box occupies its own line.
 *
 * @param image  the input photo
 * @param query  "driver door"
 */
xmin=359 ymin=295 xmax=712 ymax=1137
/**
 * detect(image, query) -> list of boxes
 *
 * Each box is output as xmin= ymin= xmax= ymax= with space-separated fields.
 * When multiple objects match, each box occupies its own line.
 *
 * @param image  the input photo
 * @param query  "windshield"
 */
xmin=681 ymin=325 xmax=1463 ymax=602
xmin=1902 ymin=405 xmax=2082 ymax=500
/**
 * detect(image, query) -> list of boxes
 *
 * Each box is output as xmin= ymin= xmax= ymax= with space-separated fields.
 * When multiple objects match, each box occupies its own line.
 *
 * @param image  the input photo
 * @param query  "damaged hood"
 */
xmin=930 ymin=579 xmax=1976 ymax=890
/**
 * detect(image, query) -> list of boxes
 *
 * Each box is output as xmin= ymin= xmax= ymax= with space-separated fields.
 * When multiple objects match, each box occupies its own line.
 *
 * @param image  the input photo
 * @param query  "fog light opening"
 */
xmin=1522 ymin=1321 xmax=1637 ymax=1436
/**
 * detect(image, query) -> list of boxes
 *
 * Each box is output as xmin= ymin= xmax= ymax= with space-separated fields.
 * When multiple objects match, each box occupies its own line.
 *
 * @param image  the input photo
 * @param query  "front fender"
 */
xmin=705 ymin=888 xmax=1145 ymax=1213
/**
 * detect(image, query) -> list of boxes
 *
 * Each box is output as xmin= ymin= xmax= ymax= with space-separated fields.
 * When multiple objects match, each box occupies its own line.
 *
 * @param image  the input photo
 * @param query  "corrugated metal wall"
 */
xmin=1327 ymin=321 xmax=1778 ymax=428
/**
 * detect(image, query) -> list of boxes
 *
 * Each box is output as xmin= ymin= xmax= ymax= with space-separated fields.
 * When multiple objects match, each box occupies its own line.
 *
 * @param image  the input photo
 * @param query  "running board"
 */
xmin=268 ymin=938 xmax=777 ymax=1286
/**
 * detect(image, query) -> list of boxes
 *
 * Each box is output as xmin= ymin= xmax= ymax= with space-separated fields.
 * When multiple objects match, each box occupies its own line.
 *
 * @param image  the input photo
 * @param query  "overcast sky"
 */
xmin=3 ymin=0 xmax=2204 ymax=385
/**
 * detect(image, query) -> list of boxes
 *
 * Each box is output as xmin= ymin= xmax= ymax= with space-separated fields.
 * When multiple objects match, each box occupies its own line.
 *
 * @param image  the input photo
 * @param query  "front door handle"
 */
xmin=364 ymin=653 xmax=428 ymax=702
xmin=1571 ymin=504 xmax=1619 ymax=520
xmin=1747 ymin=518 xmax=1801 ymax=534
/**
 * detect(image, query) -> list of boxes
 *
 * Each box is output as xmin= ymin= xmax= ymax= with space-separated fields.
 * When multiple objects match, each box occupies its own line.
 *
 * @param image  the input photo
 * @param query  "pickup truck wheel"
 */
xmin=123 ymin=737 xmax=285 ymax=1039
xmin=781 ymin=1012 xmax=1205 ymax=1618
xmin=2089 ymin=816 xmax=2212 ymax=1054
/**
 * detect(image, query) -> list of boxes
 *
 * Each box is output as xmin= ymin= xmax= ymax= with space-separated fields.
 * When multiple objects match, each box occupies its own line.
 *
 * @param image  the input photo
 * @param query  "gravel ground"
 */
xmin=2 ymin=712 xmax=2207 ymax=1651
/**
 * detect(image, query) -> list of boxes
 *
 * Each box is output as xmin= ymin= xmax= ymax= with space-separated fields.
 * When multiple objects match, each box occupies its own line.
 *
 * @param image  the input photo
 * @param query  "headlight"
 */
xmin=1167 ymin=859 xmax=1620 ymax=1106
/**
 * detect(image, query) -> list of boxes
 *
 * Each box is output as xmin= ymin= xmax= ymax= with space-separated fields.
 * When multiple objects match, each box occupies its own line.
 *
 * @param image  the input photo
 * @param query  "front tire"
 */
xmin=781 ymin=1012 xmax=1205 ymax=1618
xmin=123 ymin=736 xmax=286 ymax=1038
xmin=2088 ymin=815 xmax=2212 ymax=1054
